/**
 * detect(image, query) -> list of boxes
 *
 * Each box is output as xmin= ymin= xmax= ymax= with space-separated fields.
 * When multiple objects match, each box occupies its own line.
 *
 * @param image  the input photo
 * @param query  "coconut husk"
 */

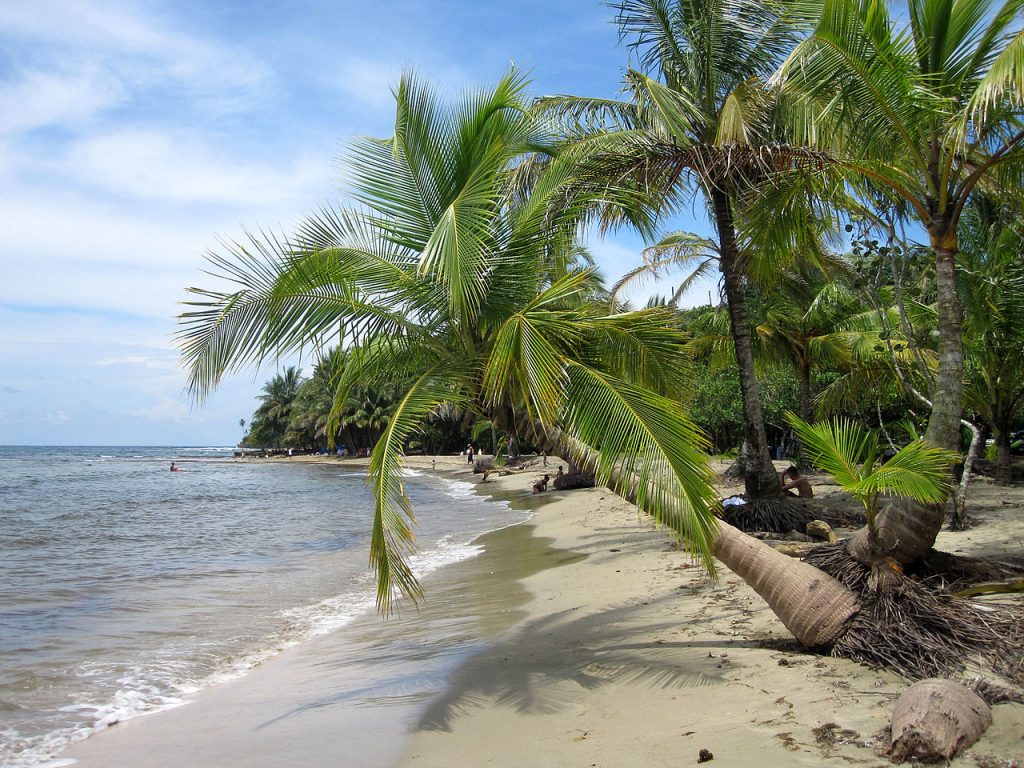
xmin=889 ymin=678 xmax=992 ymax=763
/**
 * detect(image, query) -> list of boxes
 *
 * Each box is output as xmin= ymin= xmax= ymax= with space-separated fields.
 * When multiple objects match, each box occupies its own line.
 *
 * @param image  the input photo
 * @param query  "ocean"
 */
xmin=0 ymin=446 xmax=529 ymax=768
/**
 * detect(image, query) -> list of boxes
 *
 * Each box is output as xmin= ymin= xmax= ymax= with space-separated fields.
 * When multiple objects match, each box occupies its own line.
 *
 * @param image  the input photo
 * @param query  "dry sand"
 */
xmin=397 ymin=454 xmax=1024 ymax=768
xmin=61 ymin=452 xmax=1024 ymax=767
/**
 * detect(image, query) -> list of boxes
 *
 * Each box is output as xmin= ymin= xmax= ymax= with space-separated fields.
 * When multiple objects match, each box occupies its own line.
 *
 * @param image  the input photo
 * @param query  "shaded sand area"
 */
xmin=63 ymin=454 xmax=1024 ymax=767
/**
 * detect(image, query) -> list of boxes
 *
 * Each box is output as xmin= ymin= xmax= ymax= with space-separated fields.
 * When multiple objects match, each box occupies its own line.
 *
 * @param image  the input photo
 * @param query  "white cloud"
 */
xmin=0 ymin=65 xmax=125 ymax=135
xmin=0 ymin=0 xmax=271 ymax=93
xmin=95 ymin=355 xmax=179 ymax=371
xmin=60 ymin=129 xmax=333 ymax=204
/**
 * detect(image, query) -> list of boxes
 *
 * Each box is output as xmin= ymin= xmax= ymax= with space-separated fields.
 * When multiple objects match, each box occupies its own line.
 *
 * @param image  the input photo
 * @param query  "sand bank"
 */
xmin=62 ymin=453 xmax=1023 ymax=767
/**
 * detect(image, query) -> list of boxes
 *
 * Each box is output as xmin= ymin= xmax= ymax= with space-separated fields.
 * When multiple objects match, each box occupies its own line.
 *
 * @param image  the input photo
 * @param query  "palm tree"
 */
xmin=778 ymin=0 xmax=1024 ymax=454
xmin=251 ymin=366 xmax=302 ymax=449
xmin=959 ymin=198 xmax=1024 ymax=484
xmin=539 ymin=0 xmax=831 ymax=500
xmin=786 ymin=413 xmax=957 ymax=556
xmin=179 ymin=71 xmax=720 ymax=612
xmin=177 ymin=70 xmax=1018 ymax=677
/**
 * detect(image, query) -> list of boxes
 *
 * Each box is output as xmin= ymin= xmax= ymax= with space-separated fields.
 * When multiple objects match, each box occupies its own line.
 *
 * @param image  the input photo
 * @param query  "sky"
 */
xmin=0 ymin=0 xmax=717 ymax=446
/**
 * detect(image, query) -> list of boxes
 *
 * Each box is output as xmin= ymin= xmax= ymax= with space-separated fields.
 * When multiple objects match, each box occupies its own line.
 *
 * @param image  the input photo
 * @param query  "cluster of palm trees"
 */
xmin=238 ymin=358 xmax=406 ymax=454
xmin=179 ymin=0 xmax=1024 ymax=669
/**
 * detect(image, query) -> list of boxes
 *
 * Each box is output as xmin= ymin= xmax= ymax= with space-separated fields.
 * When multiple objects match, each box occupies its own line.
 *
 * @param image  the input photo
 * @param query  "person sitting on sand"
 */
xmin=556 ymin=465 xmax=564 ymax=478
xmin=532 ymin=474 xmax=550 ymax=494
xmin=779 ymin=465 xmax=812 ymax=497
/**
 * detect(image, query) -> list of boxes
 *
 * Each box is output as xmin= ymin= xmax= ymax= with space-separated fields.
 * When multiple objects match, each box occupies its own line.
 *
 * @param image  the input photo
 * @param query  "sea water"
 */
xmin=0 ymin=447 xmax=526 ymax=767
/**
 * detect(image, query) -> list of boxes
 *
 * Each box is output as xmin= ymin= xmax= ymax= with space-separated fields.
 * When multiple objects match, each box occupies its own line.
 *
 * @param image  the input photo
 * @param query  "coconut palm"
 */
xmin=249 ymin=366 xmax=302 ymax=449
xmin=538 ymin=0 xmax=837 ymax=499
xmin=179 ymin=70 xmax=721 ymax=611
xmin=785 ymin=413 xmax=957 ymax=555
xmin=778 ymin=0 xmax=1024 ymax=454
xmin=959 ymin=198 xmax=1024 ymax=484
xmin=178 ymin=70 xmax=1020 ymax=677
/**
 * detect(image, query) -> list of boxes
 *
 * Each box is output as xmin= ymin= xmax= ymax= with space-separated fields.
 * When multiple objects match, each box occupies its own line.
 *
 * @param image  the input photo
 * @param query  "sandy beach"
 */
xmin=62 ymin=452 xmax=1024 ymax=767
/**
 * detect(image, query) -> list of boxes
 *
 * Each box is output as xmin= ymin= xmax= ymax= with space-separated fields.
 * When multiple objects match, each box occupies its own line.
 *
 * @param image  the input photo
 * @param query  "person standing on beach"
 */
xmin=466 ymin=443 xmax=474 ymax=464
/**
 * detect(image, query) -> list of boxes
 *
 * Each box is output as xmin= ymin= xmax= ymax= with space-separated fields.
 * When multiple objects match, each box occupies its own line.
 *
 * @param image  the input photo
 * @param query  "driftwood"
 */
xmin=767 ymin=541 xmax=820 ymax=558
xmin=553 ymin=471 xmax=595 ymax=490
xmin=806 ymin=520 xmax=838 ymax=543
xmin=889 ymin=678 xmax=992 ymax=763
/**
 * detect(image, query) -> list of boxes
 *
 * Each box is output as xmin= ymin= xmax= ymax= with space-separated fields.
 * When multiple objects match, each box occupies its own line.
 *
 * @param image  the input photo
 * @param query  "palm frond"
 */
xmin=368 ymin=366 xmax=473 ymax=613
xmin=561 ymin=361 xmax=720 ymax=570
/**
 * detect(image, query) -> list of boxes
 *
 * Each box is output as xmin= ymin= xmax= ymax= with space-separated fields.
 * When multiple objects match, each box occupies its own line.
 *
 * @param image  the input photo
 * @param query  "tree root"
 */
xmin=719 ymin=497 xmax=813 ymax=533
xmin=804 ymin=544 xmax=1024 ymax=686
xmin=718 ymin=497 xmax=866 ymax=535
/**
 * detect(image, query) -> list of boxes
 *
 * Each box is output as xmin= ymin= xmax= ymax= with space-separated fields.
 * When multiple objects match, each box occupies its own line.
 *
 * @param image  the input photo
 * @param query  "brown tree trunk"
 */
xmin=795 ymin=356 xmax=812 ymax=467
xmin=993 ymin=423 xmax=1012 ymax=486
xmin=712 ymin=521 xmax=860 ymax=647
xmin=797 ymin=357 xmax=812 ymax=425
xmin=711 ymin=186 xmax=781 ymax=499
xmin=925 ymin=238 xmax=965 ymax=453
xmin=847 ymin=498 xmax=944 ymax=567
xmin=513 ymin=414 xmax=863 ymax=650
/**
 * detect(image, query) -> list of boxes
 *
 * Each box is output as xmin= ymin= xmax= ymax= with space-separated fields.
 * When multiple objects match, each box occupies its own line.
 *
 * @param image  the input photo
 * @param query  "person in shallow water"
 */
xmin=170 ymin=462 xmax=183 ymax=472
xmin=779 ymin=465 xmax=812 ymax=497
xmin=532 ymin=474 xmax=550 ymax=494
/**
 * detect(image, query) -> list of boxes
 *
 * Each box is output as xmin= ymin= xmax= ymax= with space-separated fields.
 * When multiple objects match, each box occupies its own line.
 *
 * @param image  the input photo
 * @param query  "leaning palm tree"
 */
xmin=179 ymin=70 xmax=722 ymax=611
xmin=538 ymin=0 xmax=835 ymax=500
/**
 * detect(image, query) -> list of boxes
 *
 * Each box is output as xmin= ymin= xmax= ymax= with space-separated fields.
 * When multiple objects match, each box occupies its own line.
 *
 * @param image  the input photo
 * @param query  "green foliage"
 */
xmin=785 ymin=413 xmax=958 ymax=529
xmin=180 ymin=71 xmax=720 ymax=613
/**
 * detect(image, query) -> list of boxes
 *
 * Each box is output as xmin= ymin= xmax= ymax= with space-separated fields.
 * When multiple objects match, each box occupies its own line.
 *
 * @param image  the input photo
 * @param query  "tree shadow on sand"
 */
xmin=415 ymin=592 xmax=749 ymax=732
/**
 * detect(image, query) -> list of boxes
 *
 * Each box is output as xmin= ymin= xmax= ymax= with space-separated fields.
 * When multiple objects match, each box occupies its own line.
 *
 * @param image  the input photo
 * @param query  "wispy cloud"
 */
xmin=60 ymin=129 xmax=332 ymax=204
xmin=0 ymin=65 xmax=126 ymax=135
xmin=0 ymin=1 xmax=272 ymax=132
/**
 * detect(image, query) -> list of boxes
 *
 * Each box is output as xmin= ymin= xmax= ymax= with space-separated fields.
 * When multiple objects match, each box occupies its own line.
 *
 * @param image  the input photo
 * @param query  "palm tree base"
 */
xmin=720 ymin=497 xmax=814 ymax=534
xmin=805 ymin=544 xmax=1024 ymax=687
xmin=719 ymin=497 xmax=866 ymax=534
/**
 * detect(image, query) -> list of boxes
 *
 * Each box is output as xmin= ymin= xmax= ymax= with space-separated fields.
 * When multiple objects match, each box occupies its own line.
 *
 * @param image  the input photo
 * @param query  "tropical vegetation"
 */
xmin=179 ymin=0 xmax=1024 ymax=679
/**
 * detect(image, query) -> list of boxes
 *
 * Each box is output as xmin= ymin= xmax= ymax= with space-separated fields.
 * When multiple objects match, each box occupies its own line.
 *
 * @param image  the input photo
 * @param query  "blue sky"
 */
xmin=0 ymin=0 xmax=716 ymax=446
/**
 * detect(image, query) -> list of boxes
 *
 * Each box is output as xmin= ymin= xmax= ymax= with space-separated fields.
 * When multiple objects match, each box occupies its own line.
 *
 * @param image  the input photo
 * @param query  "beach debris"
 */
xmin=953 ymin=577 xmax=1024 ymax=597
xmin=805 ymin=519 xmax=838 ymax=543
xmin=803 ymin=542 xmax=1024 ymax=681
xmin=697 ymin=747 xmax=714 ymax=762
xmin=889 ymin=678 xmax=992 ymax=763
xmin=552 ymin=470 xmax=595 ymax=490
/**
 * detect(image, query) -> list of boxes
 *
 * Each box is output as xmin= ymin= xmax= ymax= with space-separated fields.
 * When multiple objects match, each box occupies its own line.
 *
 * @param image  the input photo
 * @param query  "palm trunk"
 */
xmin=514 ymin=412 xmax=861 ymax=649
xmin=860 ymin=232 xmax=964 ymax=565
xmin=795 ymin=356 xmax=812 ymax=468
xmin=993 ymin=423 xmax=1012 ymax=486
xmin=711 ymin=186 xmax=780 ymax=499
xmin=925 ymin=239 xmax=964 ymax=453
xmin=713 ymin=521 xmax=860 ymax=647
